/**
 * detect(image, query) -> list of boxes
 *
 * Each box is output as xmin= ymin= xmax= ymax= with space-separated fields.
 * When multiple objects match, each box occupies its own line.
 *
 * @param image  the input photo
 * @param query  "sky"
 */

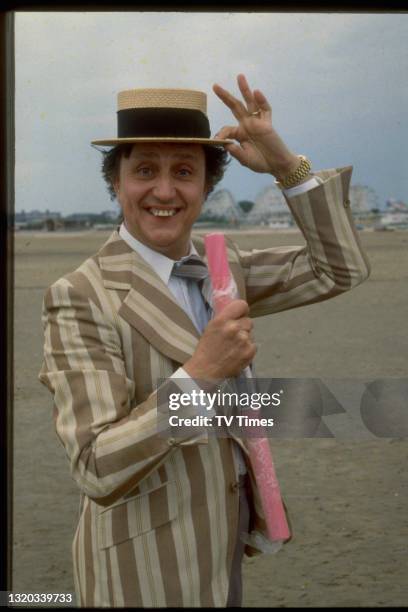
xmin=15 ymin=11 xmax=408 ymax=214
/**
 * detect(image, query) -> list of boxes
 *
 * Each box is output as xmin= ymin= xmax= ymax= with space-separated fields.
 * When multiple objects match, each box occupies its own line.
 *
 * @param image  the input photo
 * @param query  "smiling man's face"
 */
xmin=114 ymin=142 xmax=208 ymax=260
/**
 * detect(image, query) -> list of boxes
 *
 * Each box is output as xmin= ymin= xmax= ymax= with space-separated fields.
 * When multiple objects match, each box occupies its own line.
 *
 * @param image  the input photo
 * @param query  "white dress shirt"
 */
xmin=118 ymin=176 xmax=321 ymax=478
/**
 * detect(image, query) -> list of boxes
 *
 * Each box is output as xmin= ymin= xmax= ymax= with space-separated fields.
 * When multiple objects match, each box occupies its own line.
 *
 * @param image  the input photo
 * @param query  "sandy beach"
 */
xmin=12 ymin=228 xmax=408 ymax=607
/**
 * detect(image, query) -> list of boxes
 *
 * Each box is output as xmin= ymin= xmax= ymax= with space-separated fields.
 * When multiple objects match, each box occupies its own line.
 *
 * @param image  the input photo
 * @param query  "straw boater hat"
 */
xmin=91 ymin=88 xmax=233 ymax=147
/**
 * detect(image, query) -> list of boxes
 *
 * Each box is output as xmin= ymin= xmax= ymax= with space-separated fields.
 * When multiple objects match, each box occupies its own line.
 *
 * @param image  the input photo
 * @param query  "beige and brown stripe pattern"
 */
xmin=39 ymin=165 xmax=370 ymax=606
xmin=237 ymin=167 xmax=370 ymax=317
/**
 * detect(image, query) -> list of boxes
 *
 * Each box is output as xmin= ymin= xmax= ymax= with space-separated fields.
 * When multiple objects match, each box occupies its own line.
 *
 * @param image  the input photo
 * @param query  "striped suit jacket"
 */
xmin=39 ymin=166 xmax=370 ymax=607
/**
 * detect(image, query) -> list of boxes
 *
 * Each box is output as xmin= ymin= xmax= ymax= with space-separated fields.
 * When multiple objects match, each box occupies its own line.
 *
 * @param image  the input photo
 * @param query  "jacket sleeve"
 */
xmin=38 ymin=276 xmax=207 ymax=507
xmin=235 ymin=166 xmax=371 ymax=318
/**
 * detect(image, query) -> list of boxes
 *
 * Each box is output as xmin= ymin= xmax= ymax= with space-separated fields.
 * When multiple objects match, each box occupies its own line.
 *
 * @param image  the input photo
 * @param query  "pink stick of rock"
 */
xmin=204 ymin=232 xmax=291 ymax=543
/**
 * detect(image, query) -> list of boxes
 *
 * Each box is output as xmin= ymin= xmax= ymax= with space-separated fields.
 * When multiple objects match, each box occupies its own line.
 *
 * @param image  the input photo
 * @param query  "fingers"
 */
xmin=225 ymin=323 xmax=255 ymax=361
xmin=223 ymin=143 xmax=249 ymax=167
xmin=238 ymin=73 xmax=272 ymax=115
xmin=212 ymin=83 xmax=248 ymax=120
xmin=214 ymin=125 xmax=240 ymax=140
xmin=237 ymin=329 xmax=250 ymax=343
xmin=214 ymin=74 xmax=272 ymax=121
xmin=214 ymin=125 xmax=250 ymax=165
xmin=215 ymin=126 xmax=251 ymax=162
xmin=237 ymin=328 xmax=258 ymax=366
xmin=253 ymin=89 xmax=272 ymax=113
xmin=215 ymin=302 xmax=255 ymax=341
xmin=237 ymin=73 xmax=258 ymax=114
xmin=240 ymin=317 xmax=253 ymax=333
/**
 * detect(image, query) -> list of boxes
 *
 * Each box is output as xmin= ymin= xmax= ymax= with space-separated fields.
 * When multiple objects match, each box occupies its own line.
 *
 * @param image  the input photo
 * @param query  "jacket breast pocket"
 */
xmin=97 ymin=480 xmax=177 ymax=550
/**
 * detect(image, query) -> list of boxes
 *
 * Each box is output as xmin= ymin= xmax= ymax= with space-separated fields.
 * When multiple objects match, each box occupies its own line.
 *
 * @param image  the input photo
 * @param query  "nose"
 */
xmin=151 ymin=173 xmax=176 ymax=202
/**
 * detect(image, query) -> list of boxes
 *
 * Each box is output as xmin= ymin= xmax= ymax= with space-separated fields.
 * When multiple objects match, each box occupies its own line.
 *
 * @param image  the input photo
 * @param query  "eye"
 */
xmin=177 ymin=167 xmax=192 ymax=177
xmin=135 ymin=166 xmax=154 ymax=177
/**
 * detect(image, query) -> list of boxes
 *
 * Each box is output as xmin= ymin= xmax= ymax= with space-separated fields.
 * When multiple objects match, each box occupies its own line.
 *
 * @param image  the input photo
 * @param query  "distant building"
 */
xmin=15 ymin=209 xmax=62 ymax=223
xmin=62 ymin=211 xmax=120 ymax=229
xmin=94 ymin=223 xmax=117 ymax=230
xmin=14 ymin=209 xmax=63 ymax=230
xmin=101 ymin=209 xmax=120 ymax=220
xmin=14 ymin=208 xmax=120 ymax=231
xmin=349 ymin=185 xmax=378 ymax=214
xmin=385 ymin=198 xmax=408 ymax=213
xmin=376 ymin=198 xmax=408 ymax=230
xmin=247 ymin=184 xmax=292 ymax=225
xmin=376 ymin=213 xmax=408 ymax=230
xmin=200 ymin=189 xmax=241 ymax=224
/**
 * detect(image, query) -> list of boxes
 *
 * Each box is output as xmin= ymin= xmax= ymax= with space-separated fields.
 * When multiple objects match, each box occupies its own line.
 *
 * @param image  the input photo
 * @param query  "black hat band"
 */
xmin=117 ymin=107 xmax=211 ymax=139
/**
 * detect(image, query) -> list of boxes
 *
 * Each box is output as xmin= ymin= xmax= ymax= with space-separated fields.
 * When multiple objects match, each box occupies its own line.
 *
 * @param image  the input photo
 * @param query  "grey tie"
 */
xmin=172 ymin=255 xmax=213 ymax=324
xmin=172 ymin=254 xmax=209 ymax=283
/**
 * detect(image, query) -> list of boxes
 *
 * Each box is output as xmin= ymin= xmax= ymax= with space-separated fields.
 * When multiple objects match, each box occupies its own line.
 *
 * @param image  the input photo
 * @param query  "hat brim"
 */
xmin=91 ymin=137 xmax=234 ymax=146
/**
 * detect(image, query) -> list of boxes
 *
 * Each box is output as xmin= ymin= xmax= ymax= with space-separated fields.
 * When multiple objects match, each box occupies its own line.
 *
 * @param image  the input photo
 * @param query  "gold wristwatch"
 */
xmin=275 ymin=155 xmax=312 ymax=189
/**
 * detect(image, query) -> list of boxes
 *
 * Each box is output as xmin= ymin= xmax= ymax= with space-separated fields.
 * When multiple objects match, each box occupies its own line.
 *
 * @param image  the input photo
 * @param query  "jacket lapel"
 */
xmin=98 ymin=230 xmax=200 ymax=364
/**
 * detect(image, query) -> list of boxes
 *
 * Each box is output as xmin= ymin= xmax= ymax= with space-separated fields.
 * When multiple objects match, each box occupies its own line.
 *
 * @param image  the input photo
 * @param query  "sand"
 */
xmin=12 ymin=228 xmax=408 ymax=607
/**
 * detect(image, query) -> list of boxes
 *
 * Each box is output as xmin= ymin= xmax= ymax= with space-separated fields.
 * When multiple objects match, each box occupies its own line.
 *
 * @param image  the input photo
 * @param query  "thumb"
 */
xmin=217 ymin=299 xmax=249 ymax=321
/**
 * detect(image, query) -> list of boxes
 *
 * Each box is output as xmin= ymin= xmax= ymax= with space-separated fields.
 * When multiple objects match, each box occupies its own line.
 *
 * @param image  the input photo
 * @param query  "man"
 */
xmin=39 ymin=74 xmax=370 ymax=607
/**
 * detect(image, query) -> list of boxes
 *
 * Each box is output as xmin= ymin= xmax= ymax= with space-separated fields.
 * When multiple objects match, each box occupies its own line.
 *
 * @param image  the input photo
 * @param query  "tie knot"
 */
xmin=172 ymin=254 xmax=209 ymax=282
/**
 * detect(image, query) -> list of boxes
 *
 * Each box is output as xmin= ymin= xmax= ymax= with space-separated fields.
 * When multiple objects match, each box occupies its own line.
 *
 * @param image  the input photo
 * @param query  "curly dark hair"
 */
xmin=97 ymin=143 xmax=230 ymax=202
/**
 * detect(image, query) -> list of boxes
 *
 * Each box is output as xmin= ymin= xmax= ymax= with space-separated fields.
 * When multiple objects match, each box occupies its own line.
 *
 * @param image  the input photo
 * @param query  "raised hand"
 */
xmin=213 ymin=74 xmax=300 ymax=179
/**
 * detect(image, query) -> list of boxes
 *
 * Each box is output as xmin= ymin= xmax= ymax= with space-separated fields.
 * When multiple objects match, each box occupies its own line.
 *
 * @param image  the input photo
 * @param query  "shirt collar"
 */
xmin=119 ymin=222 xmax=198 ymax=286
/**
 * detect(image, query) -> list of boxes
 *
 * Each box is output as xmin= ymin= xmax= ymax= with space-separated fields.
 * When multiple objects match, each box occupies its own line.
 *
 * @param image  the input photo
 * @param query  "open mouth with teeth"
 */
xmin=146 ymin=208 xmax=181 ymax=217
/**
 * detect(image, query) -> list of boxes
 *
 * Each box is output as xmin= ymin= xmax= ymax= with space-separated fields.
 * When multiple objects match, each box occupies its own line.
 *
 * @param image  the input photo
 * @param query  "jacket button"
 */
xmin=230 ymin=481 xmax=239 ymax=492
xmin=344 ymin=199 xmax=351 ymax=208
